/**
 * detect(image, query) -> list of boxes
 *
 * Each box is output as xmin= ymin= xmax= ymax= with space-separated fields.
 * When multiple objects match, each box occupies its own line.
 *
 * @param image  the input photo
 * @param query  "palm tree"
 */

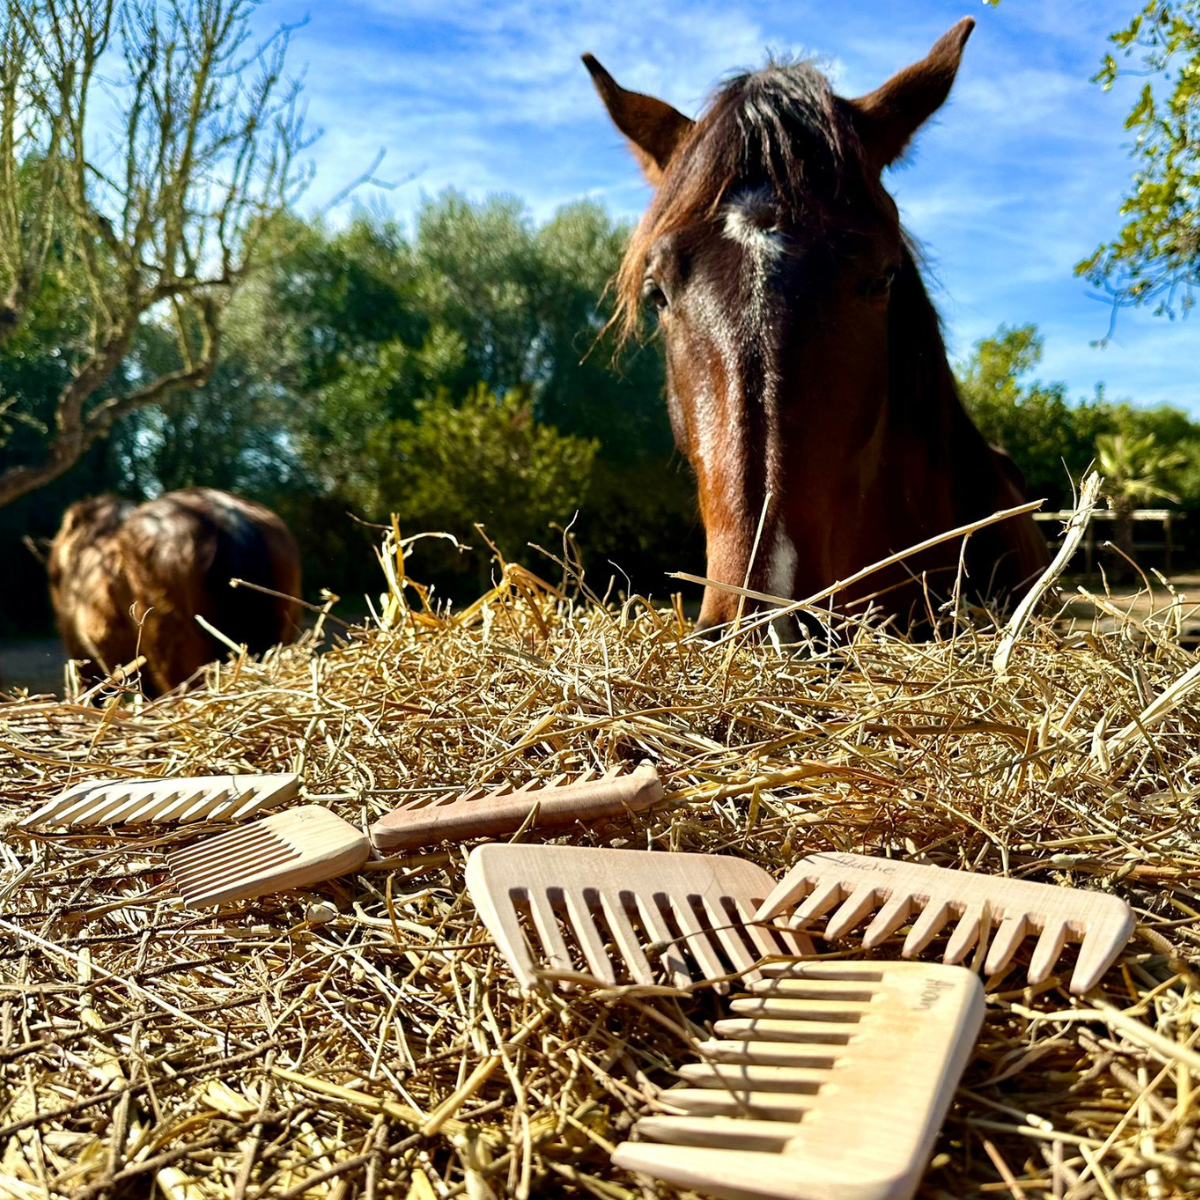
xmin=1094 ymin=431 xmax=1187 ymax=578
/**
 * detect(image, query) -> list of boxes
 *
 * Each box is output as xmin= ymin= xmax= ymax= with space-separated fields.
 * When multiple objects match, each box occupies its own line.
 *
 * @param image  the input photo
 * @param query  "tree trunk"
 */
xmin=0 ymin=324 xmax=218 ymax=509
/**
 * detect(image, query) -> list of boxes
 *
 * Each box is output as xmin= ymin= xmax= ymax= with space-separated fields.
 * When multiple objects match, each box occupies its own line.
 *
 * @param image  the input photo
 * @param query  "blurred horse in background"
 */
xmin=585 ymin=19 xmax=1048 ymax=634
xmin=49 ymin=488 xmax=301 ymax=696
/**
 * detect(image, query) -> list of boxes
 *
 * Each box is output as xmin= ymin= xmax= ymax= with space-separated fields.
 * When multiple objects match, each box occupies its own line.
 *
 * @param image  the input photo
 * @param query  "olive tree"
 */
xmin=0 ymin=0 xmax=307 ymax=507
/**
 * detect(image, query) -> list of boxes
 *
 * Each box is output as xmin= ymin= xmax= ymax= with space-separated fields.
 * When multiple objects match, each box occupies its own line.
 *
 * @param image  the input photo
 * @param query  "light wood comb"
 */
xmin=165 ymin=805 xmax=370 ymax=907
xmin=612 ymin=960 xmax=984 ymax=1200
xmin=755 ymin=851 xmax=1135 ymax=994
xmin=465 ymin=842 xmax=814 ymax=992
xmin=20 ymin=773 xmax=300 ymax=828
xmin=370 ymin=760 xmax=662 ymax=851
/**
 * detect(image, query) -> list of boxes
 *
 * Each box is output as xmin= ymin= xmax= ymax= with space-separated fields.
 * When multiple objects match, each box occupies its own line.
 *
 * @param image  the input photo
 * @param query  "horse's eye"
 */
xmin=642 ymin=276 xmax=669 ymax=311
xmin=862 ymin=266 xmax=898 ymax=298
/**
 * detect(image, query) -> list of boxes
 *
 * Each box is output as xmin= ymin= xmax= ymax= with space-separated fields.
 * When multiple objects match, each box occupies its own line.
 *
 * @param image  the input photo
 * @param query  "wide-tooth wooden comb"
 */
xmin=465 ymin=843 xmax=814 ymax=992
xmin=755 ymin=851 xmax=1135 ymax=994
xmin=19 ymin=773 xmax=300 ymax=828
xmin=165 ymin=805 xmax=370 ymax=907
xmin=369 ymin=760 xmax=662 ymax=851
xmin=612 ymin=961 xmax=984 ymax=1200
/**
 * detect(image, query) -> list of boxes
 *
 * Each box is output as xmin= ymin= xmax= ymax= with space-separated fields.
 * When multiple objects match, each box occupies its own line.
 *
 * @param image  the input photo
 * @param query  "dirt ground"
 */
xmin=1057 ymin=572 xmax=1200 ymax=644
xmin=0 ymin=637 xmax=66 ymax=696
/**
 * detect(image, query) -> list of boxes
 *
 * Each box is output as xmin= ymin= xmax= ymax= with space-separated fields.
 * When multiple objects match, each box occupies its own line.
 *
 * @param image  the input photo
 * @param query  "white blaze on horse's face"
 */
xmin=722 ymin=188 xmax=786 ymax=261
xmin=718 ymin=186 xmax=792 ymax=589
xmin=721 ymin=185 xmax=787 ymax=353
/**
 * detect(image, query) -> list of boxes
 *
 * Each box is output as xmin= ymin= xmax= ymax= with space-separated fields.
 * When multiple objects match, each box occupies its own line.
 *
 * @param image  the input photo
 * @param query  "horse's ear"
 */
xmin=849 ymin=17 xmax=974 ymax=172
xmin=582 ymin=54 xmax=693 ymax=185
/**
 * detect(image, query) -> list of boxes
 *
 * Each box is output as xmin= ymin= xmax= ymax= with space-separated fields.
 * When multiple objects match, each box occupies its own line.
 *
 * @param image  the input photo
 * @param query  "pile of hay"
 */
xmin=3 ymin=531 xmax=1200 ymax=1200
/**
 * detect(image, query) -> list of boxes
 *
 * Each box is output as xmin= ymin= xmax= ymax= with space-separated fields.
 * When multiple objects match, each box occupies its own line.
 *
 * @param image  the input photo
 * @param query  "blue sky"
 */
xmin=255 ymin=0 xmax=1200 ymax=413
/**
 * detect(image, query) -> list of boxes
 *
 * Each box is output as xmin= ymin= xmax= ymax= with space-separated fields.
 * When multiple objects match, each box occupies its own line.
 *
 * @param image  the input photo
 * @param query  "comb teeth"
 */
xmin=632 ymin=1115 xmax=796 ymax=1154
xmin=662 ymin=1089 xmax=813 ymax=1121
xmin=20 ymin=773 xmax=300 ymax=827
xmin=165 ymin=805 xmax=370 ymax=908
xmin=691 ymin=1041 xmax=841 ymax=1070
xmin=611 ymin=961 xmax=985 ymax=1200
xmin=677 ymin=1062 xmax=830 ymax=1093
xmin=169 ymin=826 xmax=300 ymax=898
xmin=465 ymin=843 xmax=814 ymax=993
xmin=710 ymin=1018 xmax=859 ymax=1045
xmin=370 ymin=761 xmax=662 ymax=851
xmin=755 ymin=851 xmax=1135 ymax=994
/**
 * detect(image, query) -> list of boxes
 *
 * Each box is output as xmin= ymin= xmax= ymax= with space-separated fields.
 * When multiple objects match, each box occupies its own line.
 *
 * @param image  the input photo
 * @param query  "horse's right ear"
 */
xmin=848 ymin=17 xmax=974 ymax=172
xmin=583 ymin=55 xmax=693 ymax=185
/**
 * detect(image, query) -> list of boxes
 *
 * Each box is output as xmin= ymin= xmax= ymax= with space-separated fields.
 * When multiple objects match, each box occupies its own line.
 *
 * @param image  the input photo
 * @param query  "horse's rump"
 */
xmin=119 ymin=489 xmax=301 ymax=688
xmin=50 ymin=488 xmax=301 ymax=696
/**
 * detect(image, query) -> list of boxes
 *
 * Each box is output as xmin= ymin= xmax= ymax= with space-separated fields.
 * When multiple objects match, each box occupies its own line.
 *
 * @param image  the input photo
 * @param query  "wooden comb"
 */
xmin=165 ymin=805 xmax=370 ymax=907
xmin=465 ymin=842 xmax=814 ymax=992
xmin=20 ymin=773 xmax=300 ymax=828
xmin=755 ymin=851 xmax=1135 ymax=994
xmin=612 ymin=961 xmax=984 ymax=1200
xmin=369 ymin=760 xmax=662 ymax=851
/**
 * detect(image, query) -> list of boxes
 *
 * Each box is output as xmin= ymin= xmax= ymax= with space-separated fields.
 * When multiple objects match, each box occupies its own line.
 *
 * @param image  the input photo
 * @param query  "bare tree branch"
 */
xmin=0 ymin=0 xmax=308 ymax=506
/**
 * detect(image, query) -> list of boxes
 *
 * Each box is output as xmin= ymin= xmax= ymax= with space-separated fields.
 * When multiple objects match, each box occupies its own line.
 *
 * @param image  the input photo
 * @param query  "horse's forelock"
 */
xmin=613 ymin=60 xmax=868 ymax=344
xmin=734 ymin=63 xmax=849 ymax=200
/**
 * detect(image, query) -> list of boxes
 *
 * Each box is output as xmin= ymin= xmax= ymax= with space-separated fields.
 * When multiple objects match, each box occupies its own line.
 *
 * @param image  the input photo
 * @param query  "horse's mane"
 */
xmin=62 ymin=494 xmax=134 ymax=540
xmin=615 ymin=60 xmax=884 ymax=341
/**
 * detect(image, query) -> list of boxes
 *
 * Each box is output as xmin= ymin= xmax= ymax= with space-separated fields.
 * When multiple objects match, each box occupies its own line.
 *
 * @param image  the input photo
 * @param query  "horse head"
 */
xmin=587 ymin=20 xmax=1045 ymax=634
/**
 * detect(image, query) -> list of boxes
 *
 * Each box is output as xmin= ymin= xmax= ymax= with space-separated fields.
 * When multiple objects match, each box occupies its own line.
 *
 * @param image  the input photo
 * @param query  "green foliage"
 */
xmin=1095 ymin=430 xmax=1188 ymax=508
xmin=956 ymin=325 xmax=1111 ymax=507
xmin=0 ymin=187 xmax=697 ymax=630
xmin=235 ymin=196 xmax=674 ymax=485
xmin=0 ymin=228 xmax=93 ymax=452
xmin=1079 ymin=0 xmax=1200 ymax=314
xmin=117 ymin=361 xmax=302 ymax=502
xmin=408 ymin=193 xmax=672 ymax=463
xmin=0 ymin=233 xmax=135 ymax=633
xmin=1105 ymin=401 xmax=1200 ymax=508
xmin=294 ymin=332 xmax=468 ymax=502
xmin=238 ymin=211 xmax=429 ymax=397
xmin=570 ymin=459 xmax=704 ymax=595
xmin=957 ymin=322 xmax=1200 ymax=516
xmin=1094 ymin=428 xmax=1190 ymax=574
xmin=367 ymin=385 xmax=600 ymax=570
xmin=215 ymin=195 xmax=693 ymax=599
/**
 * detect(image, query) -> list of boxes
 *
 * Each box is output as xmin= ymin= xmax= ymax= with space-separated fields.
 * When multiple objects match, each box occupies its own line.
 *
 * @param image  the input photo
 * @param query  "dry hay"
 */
xmin=2 ymin=530 xmax=1200 ymax=1200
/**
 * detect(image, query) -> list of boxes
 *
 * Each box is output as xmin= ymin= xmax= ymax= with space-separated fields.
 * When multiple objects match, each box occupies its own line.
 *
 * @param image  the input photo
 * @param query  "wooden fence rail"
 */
xmin=1033 ymin=508 xmax=1180 ymax=575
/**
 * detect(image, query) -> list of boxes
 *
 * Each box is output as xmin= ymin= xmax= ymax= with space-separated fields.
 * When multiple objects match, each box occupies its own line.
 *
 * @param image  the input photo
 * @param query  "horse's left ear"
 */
xmin=583 ymin=54 xmax=693 ymax=185
xmin=848 ymin=17 xmax=974 ymax=172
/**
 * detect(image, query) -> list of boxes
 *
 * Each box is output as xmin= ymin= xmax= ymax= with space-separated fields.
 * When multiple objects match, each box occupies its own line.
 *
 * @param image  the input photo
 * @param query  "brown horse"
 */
xmin=49 ymin=488 xmax=302 ymax=696
xmin=585 ymin=18 xmax=1048 ymax=633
